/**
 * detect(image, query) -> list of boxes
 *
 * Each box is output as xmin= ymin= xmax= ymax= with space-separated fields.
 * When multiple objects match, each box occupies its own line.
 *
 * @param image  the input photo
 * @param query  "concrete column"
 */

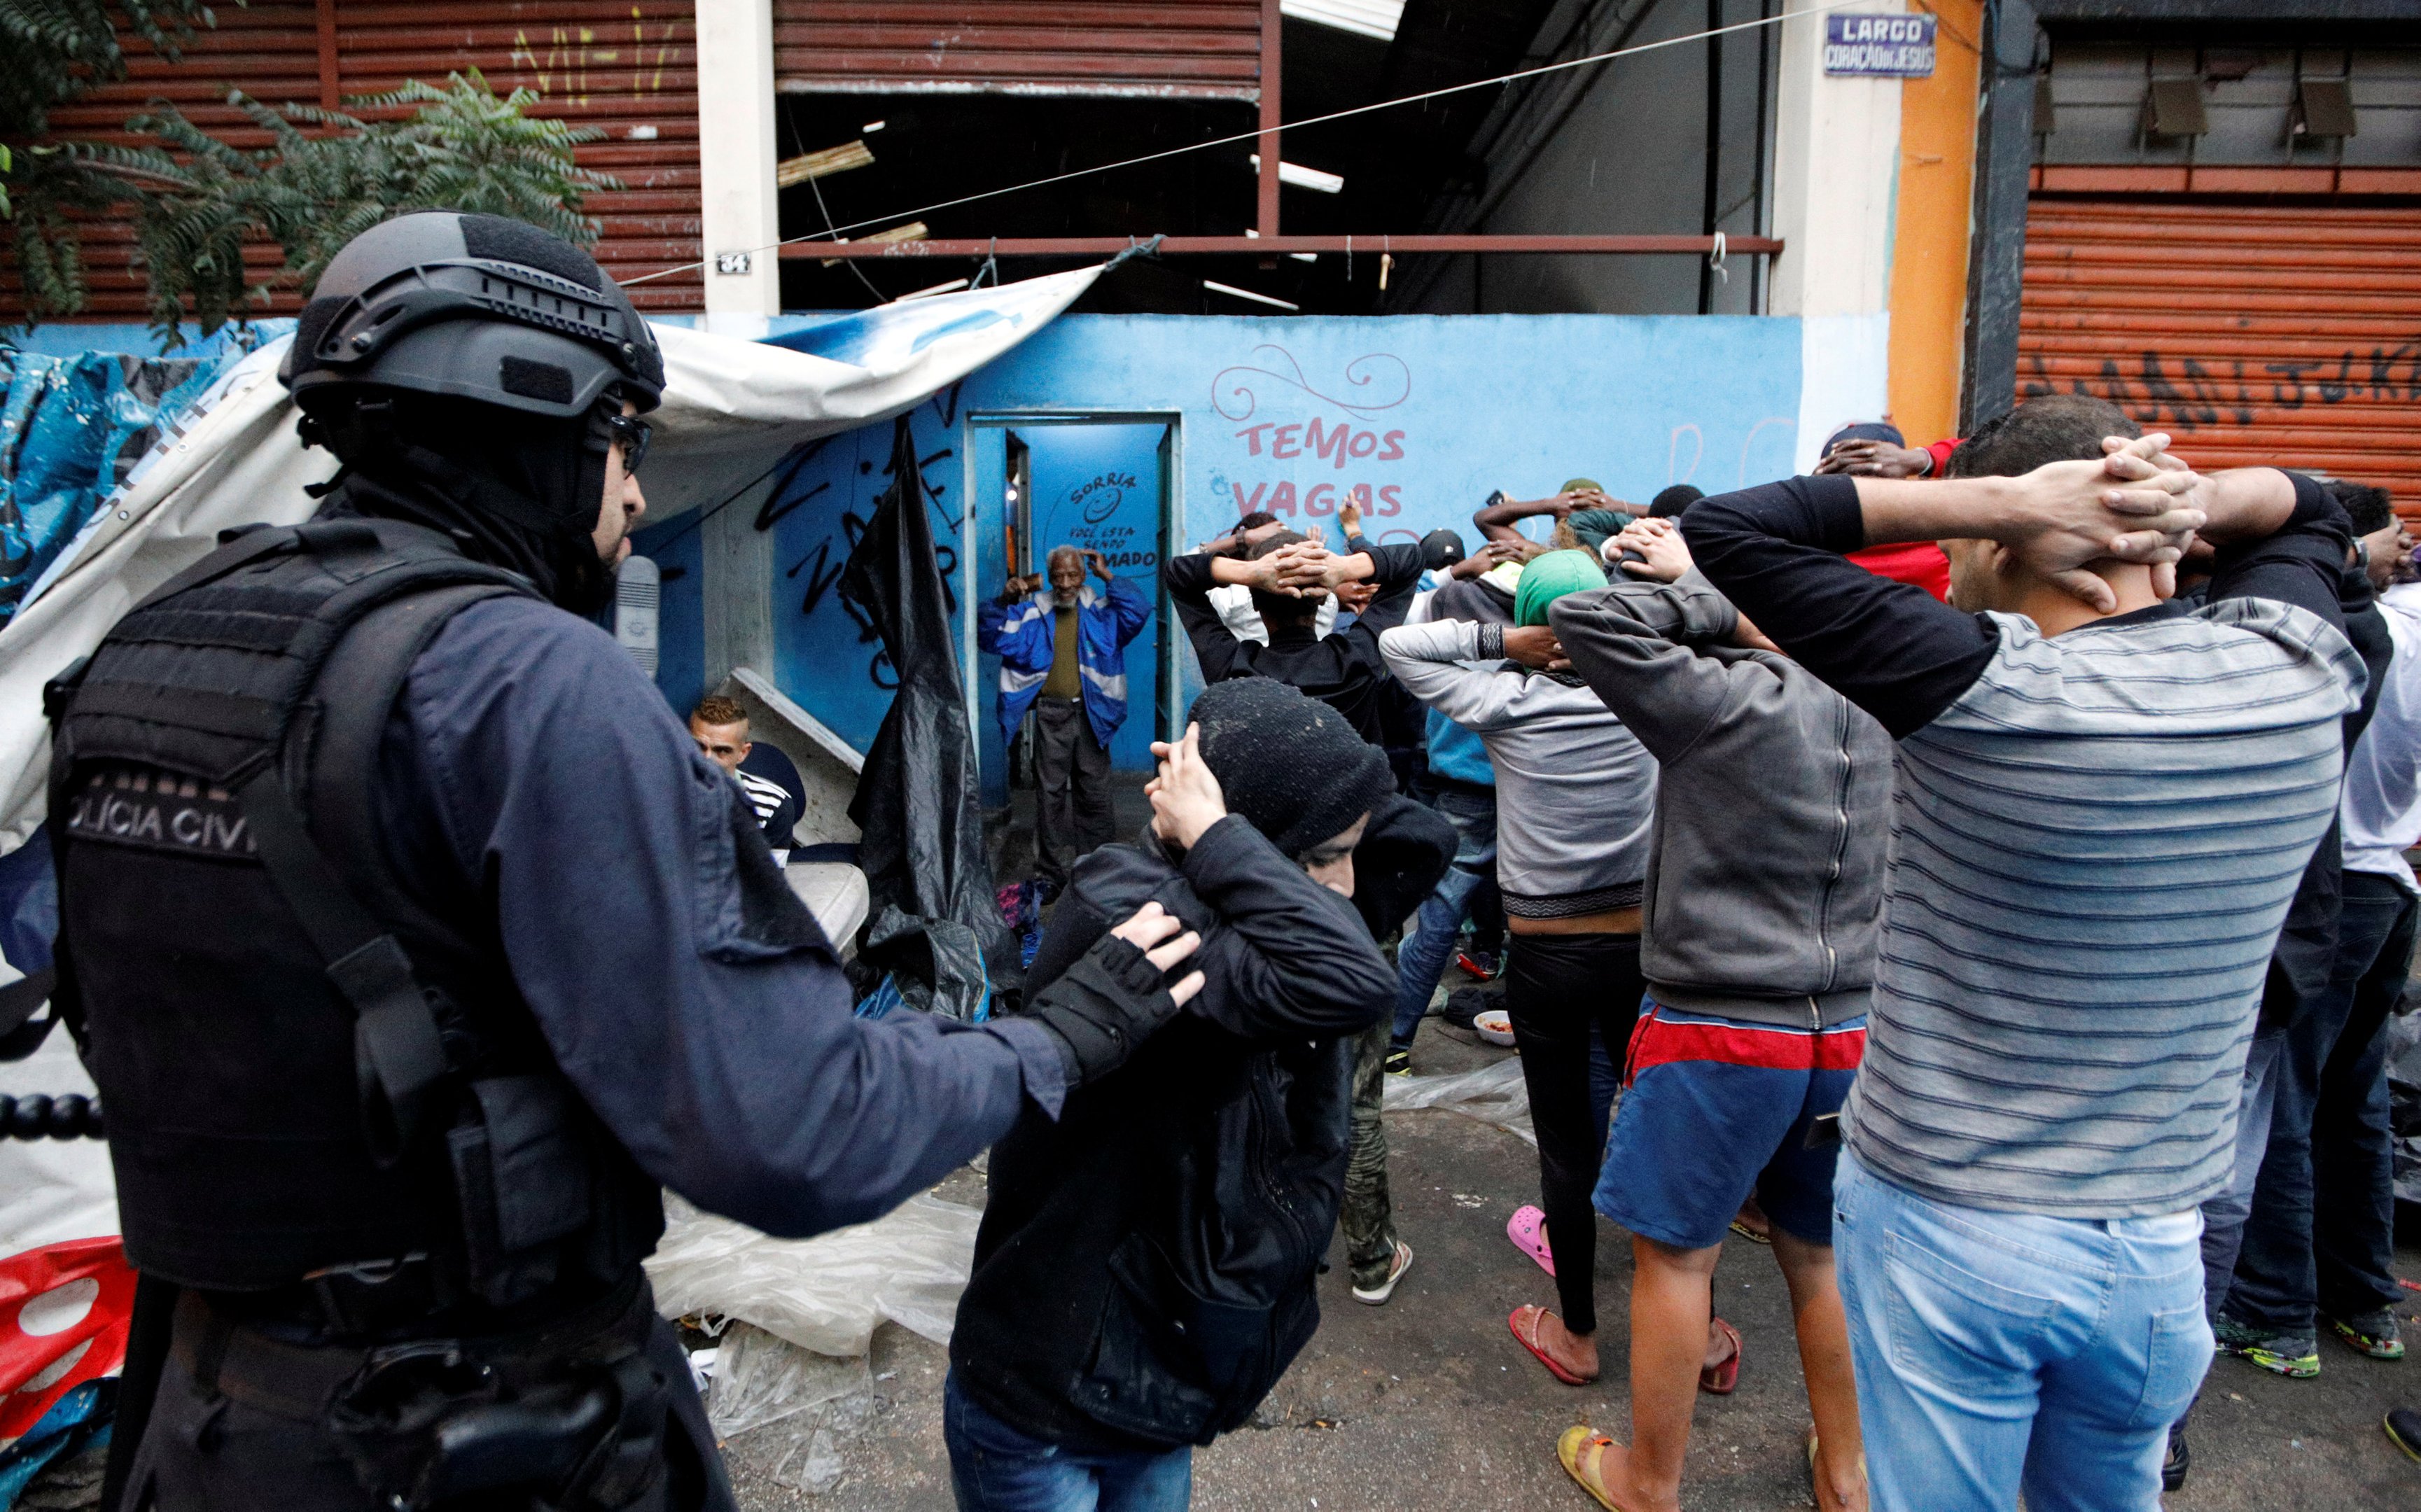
xmin=695 ymin=0 xmax=781 ymax=336
xmin=1767 ymin=0 xmax=1904 ymax=470
xmin=1768 ymin=0 xmax=1904 ymax=318
xmin=702 ymin=472 xmax=776 ymax=690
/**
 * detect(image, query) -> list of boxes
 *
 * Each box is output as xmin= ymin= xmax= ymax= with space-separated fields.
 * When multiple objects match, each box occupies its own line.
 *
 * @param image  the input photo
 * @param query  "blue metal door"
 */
xmin=1025 ymin=423 xmax=1168 ymax=772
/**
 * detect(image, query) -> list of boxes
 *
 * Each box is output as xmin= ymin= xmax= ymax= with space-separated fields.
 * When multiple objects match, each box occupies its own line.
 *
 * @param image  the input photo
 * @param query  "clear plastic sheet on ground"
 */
xmin=645 ymin=1191 xmax=980 ymax=1357
xmin=1383 ymin=1056 xmax=1534 ymax=1145
xmin=704 ymin=1323 xmax=874 ymax=1496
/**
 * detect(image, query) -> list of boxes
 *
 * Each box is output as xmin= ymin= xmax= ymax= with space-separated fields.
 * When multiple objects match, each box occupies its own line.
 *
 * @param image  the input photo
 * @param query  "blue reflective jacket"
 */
xmin=977 ymin=578 xmax=1152 ymax=749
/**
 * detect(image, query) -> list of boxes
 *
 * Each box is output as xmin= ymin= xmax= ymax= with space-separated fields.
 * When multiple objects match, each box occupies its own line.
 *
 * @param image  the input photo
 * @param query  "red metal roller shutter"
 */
xmin=22 ymin=0 xmax=325 ymax=321
xmin=771 ymin=1 xmax=1264 ymax=101
xmin=4 ymin=0 xmax=700 ymax=324
xmin=2020 ymin=198 xmax=2421 ymax=506
xmin=336 ymin=0 xmax=702 ymax=309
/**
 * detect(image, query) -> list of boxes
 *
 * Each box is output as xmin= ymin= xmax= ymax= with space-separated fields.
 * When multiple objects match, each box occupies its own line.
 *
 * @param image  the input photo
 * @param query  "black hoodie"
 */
xmin=949 ymin=797 xmax=1447 ymax=1450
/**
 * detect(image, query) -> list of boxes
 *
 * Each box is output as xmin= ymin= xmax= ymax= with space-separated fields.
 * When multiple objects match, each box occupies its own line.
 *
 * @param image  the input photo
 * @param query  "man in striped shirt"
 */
xmin=690 ymin=695 xmax=805 ymax=865
xmin=1683 ymin=394 xmax=2366 ymax=1512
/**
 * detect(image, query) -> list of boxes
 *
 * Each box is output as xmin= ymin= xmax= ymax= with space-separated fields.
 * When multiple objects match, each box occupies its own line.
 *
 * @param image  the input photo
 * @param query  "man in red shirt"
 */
xmin=1815 ymin=421 xmax=1961 ymax=601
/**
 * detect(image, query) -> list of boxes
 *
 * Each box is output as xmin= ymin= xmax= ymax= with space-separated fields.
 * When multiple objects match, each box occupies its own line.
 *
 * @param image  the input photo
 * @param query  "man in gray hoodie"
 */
xmin=1542 ymin=514 xmax=1890 ymax=1512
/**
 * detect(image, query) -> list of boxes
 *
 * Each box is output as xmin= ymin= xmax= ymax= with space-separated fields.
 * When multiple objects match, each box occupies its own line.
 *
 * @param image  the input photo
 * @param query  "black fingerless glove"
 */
xmin=1027 ymin=930 xmax=1187 ymax=1088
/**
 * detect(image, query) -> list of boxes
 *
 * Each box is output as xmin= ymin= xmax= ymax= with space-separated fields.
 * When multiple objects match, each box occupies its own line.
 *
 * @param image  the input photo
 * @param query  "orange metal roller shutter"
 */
xmin=2020 ymin=198 xmax=2421 ymax=505
xmin=772 ymin=1 xmax=1264 ymax=100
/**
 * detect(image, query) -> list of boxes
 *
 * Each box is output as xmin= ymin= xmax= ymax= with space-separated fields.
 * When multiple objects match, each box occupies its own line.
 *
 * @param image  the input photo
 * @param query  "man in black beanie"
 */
xmin=947 ymin=683 xmax=1451 ymax=1509
xmin=1648 ymin=484 xmax=1705 ymax=520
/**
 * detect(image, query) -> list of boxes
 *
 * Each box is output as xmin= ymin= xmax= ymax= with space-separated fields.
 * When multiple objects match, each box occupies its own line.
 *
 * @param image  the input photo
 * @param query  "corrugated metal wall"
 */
xmin=2019 ymin=199 xmax=2421 ymax=505
xmin=771 ymin=1 xmax=1263 ymax=99
xmin=12 ymin=0 xmax=700 ymax=322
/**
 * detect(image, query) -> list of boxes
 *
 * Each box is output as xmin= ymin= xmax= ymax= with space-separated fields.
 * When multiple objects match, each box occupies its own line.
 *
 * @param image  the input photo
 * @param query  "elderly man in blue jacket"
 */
xmin=982 ymin=545 xmax=1153 ymax=883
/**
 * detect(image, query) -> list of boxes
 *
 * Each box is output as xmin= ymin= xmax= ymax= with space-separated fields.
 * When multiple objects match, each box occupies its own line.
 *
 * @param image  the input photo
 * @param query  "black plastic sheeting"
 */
xmin=842 ymin=416 xmax=1014 ymax=1021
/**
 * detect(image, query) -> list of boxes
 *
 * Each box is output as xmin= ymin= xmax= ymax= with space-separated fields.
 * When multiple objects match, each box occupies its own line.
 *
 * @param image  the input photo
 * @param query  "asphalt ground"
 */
xmin=726 ymin=1024 xmax=2421 ymax=1511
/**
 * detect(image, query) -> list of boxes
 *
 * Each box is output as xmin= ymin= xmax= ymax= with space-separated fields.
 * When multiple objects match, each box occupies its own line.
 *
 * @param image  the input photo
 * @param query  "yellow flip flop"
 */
xmin=1556 ymin=1424 xmax=1631 ymax=1511
xmin=1806 ymin=1430 xmax=1870 ymax=1508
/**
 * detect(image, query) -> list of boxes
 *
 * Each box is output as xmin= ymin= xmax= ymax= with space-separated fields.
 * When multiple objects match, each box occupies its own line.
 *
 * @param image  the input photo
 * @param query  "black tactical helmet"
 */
xmin=281 ymin=211 xmax=664 ymax=416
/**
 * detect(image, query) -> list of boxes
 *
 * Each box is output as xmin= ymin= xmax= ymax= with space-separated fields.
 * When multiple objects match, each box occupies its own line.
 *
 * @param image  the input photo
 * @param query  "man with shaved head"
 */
xmin=982 ymin=543 xmax=1152 ymax=885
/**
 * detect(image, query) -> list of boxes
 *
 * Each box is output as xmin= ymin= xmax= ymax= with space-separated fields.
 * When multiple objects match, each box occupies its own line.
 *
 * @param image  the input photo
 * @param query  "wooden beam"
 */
xmin=776 ymin=140 xmax=875 ymax=188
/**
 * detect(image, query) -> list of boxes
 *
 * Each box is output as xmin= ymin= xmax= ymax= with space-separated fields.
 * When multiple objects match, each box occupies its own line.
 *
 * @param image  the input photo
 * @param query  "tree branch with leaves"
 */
xmin=8 ymin=29 xmax=617 ymax=345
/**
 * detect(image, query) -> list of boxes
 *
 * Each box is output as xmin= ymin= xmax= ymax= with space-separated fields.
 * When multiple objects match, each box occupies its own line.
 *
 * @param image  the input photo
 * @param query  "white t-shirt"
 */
xmin=2341 ymin=590 xmax=2421 ymax=889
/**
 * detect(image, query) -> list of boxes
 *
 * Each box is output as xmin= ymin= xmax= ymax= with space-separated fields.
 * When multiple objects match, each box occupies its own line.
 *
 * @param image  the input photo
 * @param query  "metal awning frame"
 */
xmin=792 ymin=234 xmax=1778 ymax=259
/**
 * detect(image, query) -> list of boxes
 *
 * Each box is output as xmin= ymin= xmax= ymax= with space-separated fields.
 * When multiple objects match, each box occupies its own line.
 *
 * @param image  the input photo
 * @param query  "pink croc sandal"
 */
xmin=1508 ymin=1205 xmax=1556 ymax=1278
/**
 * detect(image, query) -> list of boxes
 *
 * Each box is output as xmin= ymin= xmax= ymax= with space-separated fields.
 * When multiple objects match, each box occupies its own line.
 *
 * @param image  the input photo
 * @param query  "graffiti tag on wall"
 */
xmin=2022 ymin=340 xmax=2421 ymax=431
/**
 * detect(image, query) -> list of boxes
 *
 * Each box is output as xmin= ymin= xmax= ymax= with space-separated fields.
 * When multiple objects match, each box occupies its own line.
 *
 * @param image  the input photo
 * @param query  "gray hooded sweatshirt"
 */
xmin=1548 ymin=571 xmax=1892 ymax=1027
xmin=1379 ymin=618 xmax=1655 ymax=918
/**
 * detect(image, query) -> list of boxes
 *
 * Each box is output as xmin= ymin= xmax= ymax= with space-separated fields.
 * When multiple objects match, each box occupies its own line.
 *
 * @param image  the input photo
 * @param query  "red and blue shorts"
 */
xmin=1591 ymin=997 xmax=1867 ymax=1251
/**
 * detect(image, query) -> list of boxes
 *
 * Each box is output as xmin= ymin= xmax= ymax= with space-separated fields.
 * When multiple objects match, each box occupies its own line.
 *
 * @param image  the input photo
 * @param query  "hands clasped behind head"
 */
xmin=2005 ymin=433 xmax=2206 ymax=610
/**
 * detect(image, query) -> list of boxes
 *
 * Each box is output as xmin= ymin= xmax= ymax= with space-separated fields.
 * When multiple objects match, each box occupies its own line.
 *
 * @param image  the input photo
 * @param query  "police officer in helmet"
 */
xmin=50 ymin=211 xmax=1199 ymax=1511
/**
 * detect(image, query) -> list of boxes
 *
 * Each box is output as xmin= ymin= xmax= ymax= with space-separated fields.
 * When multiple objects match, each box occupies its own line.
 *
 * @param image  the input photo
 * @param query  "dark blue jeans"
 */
xmin=2224 ymin=869 xmax=2420 ymax=1334
xmin=1388 ymin=785 xmax=1496 ymax=1052
xmin=944 ymin=1373 xmax=1192 ymax=1512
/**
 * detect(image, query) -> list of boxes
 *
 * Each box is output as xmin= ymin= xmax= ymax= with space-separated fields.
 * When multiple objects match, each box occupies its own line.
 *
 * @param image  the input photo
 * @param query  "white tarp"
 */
xmin=0 ymin=265 xmax=1102 ymax=1257
xmin=0 ymin=263 xmax=1103 ymax=858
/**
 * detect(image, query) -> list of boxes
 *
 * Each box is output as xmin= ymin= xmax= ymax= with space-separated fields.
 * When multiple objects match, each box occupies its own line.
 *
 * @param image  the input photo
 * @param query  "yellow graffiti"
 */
xmin=508 ymin=10 xmax=682 ymax=103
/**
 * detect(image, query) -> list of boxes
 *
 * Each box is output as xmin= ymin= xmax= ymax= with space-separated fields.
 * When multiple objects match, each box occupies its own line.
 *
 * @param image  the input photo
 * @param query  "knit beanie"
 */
xmin=1189 ymin=678 xmax=1394 ymax=860
xmin=1514 ymin=548 xmax=1607 ymax=626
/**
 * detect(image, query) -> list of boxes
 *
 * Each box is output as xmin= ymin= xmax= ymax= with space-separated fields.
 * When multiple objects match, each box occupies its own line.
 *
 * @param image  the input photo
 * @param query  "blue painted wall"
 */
xmin=644 ymin=313 xmax=1807 ymax=796
xmin=631 ymin=513 xmax=705 ymax=720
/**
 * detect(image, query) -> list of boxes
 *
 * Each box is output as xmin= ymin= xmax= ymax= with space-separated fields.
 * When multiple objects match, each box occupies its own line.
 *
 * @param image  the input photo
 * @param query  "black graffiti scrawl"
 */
xmin=2022 ymin=337 xmax=2421 ymax=433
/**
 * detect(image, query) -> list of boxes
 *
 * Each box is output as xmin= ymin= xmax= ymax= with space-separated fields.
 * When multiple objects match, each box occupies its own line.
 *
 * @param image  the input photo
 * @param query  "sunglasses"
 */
xmin=600 ymin=410 xmax=653 ymax=472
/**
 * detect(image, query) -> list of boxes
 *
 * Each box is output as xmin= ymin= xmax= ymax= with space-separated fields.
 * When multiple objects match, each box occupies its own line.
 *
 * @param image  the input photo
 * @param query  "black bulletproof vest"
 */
xmin=50 ymin=517 xmax=661 ymax=1306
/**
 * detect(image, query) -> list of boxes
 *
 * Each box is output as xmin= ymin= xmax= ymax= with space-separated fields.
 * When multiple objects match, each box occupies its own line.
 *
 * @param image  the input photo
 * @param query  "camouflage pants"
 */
xmin=1339 ymin=1015 xmax=1398 ymax=1290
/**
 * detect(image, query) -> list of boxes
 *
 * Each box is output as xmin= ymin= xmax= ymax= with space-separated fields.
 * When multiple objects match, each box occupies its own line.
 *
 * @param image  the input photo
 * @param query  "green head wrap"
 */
xmin=1514 ymin=549 xmax=1606 ymax=627
xmin=1559 ymin=477 xmax=1602 ymax=495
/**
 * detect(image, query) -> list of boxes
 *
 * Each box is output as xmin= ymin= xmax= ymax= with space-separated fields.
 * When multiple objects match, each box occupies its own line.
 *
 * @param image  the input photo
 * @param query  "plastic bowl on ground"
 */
xmin=1473 ymin=1009 xmax=1516 ymax=1047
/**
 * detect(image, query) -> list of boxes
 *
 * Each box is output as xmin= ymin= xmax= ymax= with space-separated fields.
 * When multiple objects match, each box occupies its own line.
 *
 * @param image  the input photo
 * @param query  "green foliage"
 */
xmin=1 ymin=0 xmax=217 ymax=322
xmin=25 ymin=71 xmax=615 ymax=343
xmin=1 ymin=0 xmax=218 ymax=139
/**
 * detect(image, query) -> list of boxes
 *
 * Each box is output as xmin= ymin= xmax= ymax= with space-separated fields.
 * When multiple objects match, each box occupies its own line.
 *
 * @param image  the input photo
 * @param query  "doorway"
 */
xmin=968 ymin=415 xmax=1179 ymax=816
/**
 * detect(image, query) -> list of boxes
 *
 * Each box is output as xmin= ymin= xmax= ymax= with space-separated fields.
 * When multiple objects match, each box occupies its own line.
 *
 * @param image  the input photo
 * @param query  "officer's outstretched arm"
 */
xmin=394 ymin=597 xmax=1133 ymax=1240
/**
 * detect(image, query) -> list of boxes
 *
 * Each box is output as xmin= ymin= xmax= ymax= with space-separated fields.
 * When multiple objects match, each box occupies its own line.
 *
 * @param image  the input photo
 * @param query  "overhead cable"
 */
xmin=624 ymin=0 xmax=1874 ymax=288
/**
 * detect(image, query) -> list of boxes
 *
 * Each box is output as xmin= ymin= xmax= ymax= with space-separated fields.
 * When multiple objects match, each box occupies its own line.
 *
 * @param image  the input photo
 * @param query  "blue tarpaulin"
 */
xmin=0 ymin=346 xmax=251 ymax=628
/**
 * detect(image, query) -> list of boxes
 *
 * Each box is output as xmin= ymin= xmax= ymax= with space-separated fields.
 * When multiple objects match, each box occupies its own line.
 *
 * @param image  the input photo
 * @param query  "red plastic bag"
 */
xmin=0 ymin=1238 xmax=134 ymax=1445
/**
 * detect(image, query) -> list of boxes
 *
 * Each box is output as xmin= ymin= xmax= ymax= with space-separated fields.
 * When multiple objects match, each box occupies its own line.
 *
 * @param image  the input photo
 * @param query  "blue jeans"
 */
xmin=1388 ymin=785 xmax=1496 ymax=1051
xmin=944 ymin=1373 xmax=1192 ymax=1512
xmin=1833 ymin=1153 xmax=2210 ymax=1512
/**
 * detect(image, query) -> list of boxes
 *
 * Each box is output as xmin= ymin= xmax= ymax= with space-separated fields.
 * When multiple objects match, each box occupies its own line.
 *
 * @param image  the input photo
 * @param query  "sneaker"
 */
xmin=1456 ymin=948 xmax=1502 ymax=981
xmin=2162 ymin=1425 xmax=2190 ymax=1492
xmin=2388 ymin=1408 xmax=2421 ymax=1464
xmin=1351 ymin=1240 xmax=1414 ymax=1306
xmin=2214 ymin=1316 xmax=2321 ymax=1378
xmin=1383 ymin=1047 xmax=1412 ymax=1077
xmin=2327 ymin=1308 xmax=2406 ymax=1360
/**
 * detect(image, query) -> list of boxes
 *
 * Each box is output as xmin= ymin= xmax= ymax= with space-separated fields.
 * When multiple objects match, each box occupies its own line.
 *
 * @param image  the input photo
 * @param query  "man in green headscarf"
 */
xmin=1515 ymin=548 xmax=1612 ymax=630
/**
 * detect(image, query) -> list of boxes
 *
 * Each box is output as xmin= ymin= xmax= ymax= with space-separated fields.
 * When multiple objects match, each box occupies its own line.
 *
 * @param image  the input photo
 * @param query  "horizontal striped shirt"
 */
xmin=1842 ymin=598 xmax=2366 ymax=1217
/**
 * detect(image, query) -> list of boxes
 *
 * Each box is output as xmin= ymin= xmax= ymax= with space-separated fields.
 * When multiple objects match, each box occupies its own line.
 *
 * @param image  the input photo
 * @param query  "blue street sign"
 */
xmin=1823 ymin=14 xmax=1937 ymax=78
